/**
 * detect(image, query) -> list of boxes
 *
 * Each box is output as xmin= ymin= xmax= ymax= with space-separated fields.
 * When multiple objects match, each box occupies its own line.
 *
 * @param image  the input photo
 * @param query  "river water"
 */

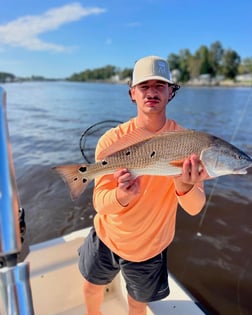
xmin=2 ymin=81 xmax=252 ymax=315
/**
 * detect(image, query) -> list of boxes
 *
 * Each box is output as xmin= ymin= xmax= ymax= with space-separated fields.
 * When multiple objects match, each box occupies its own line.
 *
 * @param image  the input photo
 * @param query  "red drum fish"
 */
xmin=53 ymin=129 xmax=252 ymax=200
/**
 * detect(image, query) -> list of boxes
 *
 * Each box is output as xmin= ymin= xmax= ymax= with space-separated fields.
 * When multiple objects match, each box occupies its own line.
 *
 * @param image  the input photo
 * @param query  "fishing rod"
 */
xmin=196 ymin=89 xmax=252 ymax=234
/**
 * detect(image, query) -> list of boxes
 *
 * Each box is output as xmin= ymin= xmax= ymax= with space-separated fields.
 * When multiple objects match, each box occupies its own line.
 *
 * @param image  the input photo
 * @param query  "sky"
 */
xmin=0 ymin=0 xmax=251 ymax=78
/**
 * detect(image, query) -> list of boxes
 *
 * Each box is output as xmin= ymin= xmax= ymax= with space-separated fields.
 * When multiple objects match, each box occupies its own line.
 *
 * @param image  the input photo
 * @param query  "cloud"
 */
xmin=0 ymin=2 xmax=106 ymax=52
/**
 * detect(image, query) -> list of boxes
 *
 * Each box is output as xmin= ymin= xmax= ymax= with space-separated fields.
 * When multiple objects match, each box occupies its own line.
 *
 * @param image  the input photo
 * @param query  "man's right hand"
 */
xmin=114 ymin=168 xmax=140 ymax=206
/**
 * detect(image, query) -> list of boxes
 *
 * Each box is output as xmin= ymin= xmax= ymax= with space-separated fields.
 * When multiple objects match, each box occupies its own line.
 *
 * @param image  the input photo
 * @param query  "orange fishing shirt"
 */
xmin=93 ymin=118 xmax=206 ymax=262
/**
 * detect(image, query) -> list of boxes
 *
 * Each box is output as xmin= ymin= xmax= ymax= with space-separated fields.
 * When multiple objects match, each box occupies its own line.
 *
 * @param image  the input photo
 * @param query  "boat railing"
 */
xmin=0 ymin=86 xmax=34 ymax=314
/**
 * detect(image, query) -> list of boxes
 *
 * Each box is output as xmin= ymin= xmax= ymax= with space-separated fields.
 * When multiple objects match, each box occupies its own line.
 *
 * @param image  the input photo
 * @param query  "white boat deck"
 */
xmin=25 ymin=227 xmax=206 ymax=315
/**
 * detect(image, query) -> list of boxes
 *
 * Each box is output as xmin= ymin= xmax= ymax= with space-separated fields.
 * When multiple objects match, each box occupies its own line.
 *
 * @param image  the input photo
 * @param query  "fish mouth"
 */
xmin=233 ymin=164 xmax=252 ymax=174
xmin=233 ymin=169 xmax=248 ymax=175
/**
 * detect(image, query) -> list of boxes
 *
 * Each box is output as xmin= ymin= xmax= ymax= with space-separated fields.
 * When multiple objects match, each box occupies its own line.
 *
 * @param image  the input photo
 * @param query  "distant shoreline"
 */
xmin=183 ymin=80 xmax=252 ymax=87
xmin=2 ymin=78 xmax=252 ymax=88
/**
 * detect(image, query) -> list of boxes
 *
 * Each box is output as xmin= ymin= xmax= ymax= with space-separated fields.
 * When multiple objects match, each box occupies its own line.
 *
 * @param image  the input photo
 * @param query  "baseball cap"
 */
xmin=131 ymin=55 xmax=174 ymax=87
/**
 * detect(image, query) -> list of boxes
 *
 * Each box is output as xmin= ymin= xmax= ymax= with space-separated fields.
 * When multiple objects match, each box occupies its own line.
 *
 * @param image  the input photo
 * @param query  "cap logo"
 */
xmin=157 ymin=60 xmax=166 ymax=75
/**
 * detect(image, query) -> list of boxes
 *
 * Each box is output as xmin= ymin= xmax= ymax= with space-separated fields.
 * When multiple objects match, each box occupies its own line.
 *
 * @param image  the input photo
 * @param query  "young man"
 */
xmin=78 ymin=55 xmax=209 ymax=315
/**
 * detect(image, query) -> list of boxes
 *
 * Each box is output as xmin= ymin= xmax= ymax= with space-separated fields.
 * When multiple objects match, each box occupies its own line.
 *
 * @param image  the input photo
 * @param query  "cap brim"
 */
xmin=132 ymin=75 xmax=174 ymax=87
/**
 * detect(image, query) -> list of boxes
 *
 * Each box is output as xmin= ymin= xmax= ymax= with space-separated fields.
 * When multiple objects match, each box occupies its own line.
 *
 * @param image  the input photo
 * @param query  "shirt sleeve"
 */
xmin=93 ymin=128 xmax=127 ymax=214
xmin=176 ymin=183 xmax=206 ymax=215
xmin=170 ymin=122 xmax=206 ymax=215
xmin=93 ymin=175 xmax=126 ymax=215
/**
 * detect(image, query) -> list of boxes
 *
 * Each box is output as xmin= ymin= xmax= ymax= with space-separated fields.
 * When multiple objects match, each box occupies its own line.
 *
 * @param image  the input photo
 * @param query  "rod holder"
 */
xmin=0 ymin=262 xmax=34 ymax=315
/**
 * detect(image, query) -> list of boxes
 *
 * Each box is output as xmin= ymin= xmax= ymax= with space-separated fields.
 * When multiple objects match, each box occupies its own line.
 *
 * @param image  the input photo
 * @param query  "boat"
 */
xmin=0 ymin=86 xmax=208 ymax=314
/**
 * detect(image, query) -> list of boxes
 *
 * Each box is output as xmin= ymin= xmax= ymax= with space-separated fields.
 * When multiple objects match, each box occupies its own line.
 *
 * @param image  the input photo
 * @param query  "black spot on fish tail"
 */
xmin=79 ymin=166 xmax=87 ymax=173
xmin=126 ymin=151 xmax=131 ymax=156
xmin=52 ymin=164 xmax=91 ymax=201
xmin=102 ymin=160 xmax=108 ymax=166
xmin=150 ymin=151 xmax=156 ymax=158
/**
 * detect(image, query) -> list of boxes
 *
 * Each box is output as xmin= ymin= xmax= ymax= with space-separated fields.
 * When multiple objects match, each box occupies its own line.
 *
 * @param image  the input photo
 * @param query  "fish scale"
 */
xmin=53 ymin=130 xmax=252 ymax=200
xmin=101 ymin=131 xmax=211 ymax=169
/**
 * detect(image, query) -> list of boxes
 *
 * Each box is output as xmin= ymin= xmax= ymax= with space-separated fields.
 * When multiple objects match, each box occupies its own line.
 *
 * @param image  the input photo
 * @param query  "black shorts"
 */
xmin=78 ymin=227 xmax=170 ymax=303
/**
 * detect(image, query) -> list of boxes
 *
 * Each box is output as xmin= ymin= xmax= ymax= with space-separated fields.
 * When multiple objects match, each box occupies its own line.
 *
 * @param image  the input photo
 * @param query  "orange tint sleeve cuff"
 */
xmin=93 ymin=185 xmax=127 ymax=215
xmin=176 ymin=184 xmax=206 ymax=215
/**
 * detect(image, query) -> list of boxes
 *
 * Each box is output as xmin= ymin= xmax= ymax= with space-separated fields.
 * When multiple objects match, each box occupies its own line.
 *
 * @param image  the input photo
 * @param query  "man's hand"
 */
xmin=173 ymin=154 xmax=210 ymax=195
xmin=114 ymin=168 xmax=140 ymax=206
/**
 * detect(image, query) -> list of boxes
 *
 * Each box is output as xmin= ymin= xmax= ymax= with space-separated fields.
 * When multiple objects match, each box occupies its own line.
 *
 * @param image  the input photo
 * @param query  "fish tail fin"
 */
xmin=52 ymin=164 xmax=91 ymax=200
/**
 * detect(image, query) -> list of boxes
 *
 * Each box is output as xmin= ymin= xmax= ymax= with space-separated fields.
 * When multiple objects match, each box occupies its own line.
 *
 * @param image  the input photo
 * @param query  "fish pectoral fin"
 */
xmin=170 ymin=158 xmax=207 ymax=175
xmin=169 ymin=159 xmax=184 ymax=168
xmin=52 ymin=164 xmax=91 ymax=200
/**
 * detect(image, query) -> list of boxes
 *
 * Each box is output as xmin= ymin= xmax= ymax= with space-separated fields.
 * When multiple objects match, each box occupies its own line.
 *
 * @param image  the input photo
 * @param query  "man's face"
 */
xmin=130 ymin=80 xmax=171 ymax=114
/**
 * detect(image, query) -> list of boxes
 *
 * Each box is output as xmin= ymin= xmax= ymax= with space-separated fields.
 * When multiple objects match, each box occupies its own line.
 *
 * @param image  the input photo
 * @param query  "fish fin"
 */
xmin=169 ymin=159 xmax=184 ymax=167
xmin=97 ymin=128 xmax=154 ymax=160
xmin=170 ymin=159 xmax=205 ymax=174
xmin=52 ymin=164 xmax=91 ymax=200
xmin=165 ymin=165 xmax=183 ymax=175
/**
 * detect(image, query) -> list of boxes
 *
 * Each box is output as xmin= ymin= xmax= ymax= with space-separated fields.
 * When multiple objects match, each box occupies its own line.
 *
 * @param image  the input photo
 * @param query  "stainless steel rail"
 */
xmin=0 ymin=86 xmax=34 ymax=315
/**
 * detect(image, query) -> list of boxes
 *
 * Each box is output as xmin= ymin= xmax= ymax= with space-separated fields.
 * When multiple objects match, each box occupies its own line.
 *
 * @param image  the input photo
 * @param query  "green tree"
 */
xmin=0 ymin=72 xmax=15 ymax=82
xmin=238 ymin=57 xmax=252 ymax=74
xmin=187 ymin=55 xmax=202 ymax=79
xmin=68 ymin=65 xmax=117 ymax=81
xmin=178 ymin=49 xmax=191 ymax=82
xmin=209 ymin=41 xmax=224 ymax=75
xmin=167 ymin=53 xmax=180 ymax=70
xmin=221 ymin=49 xmax=241 ymax=79
xmin=120 ymin=68 xmax=133 ymax=80
xmin=195 ymin=45 xmax=214 ymax=75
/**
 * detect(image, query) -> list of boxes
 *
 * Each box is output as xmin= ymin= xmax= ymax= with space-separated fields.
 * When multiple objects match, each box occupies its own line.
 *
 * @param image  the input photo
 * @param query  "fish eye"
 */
xmin=237 ymin=154 xmax=244 ymax=160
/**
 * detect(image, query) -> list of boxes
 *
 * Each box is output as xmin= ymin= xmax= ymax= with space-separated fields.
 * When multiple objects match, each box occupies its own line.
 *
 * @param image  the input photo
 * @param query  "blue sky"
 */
xmin=0 ymin=0 xmax=251 ymax=78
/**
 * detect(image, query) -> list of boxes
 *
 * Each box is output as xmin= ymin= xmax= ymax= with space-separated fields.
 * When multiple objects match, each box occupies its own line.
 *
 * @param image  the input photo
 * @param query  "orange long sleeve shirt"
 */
xmin=93 ymin=118 xmax=206 ymax=262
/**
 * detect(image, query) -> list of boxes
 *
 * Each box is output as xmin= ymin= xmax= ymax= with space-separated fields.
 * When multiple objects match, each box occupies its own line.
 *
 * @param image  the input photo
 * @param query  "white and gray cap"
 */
xmin=131 ymin=55 xmax=174 ymax=87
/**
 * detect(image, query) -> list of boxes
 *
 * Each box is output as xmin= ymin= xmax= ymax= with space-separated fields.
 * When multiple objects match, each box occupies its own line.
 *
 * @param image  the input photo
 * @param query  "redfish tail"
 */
xmin=52 ymin=164 xmax=91 ymax=201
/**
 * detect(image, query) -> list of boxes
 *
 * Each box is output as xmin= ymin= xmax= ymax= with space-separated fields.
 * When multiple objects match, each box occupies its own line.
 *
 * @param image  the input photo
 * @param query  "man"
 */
xmin=78 ymin=55 xmax=209 ymax=315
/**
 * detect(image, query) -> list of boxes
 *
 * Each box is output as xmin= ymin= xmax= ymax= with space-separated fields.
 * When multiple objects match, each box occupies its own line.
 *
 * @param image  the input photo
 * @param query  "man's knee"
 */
xmin=128 ymin=294 xmax=147 ymax=315
xmin=83 ymin=279 xmax=104 ymax=295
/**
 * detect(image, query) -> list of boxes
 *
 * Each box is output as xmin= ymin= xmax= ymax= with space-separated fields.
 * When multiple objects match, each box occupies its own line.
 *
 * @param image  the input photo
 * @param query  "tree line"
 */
xmin=68 ymin=41 xmax=252 ymax=83
xmin=0 ymin=72 xmax=15 ymax=83
xmin=68 ymin=65 xmax=132 ymax=82
xmin=1 ymin=41 xmax=251 ymax=83
xmin=167 ymin=41 xmax=252 ymax=82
